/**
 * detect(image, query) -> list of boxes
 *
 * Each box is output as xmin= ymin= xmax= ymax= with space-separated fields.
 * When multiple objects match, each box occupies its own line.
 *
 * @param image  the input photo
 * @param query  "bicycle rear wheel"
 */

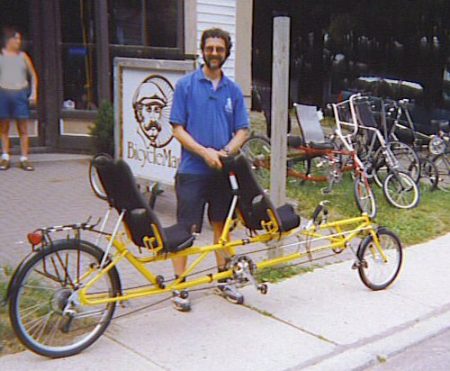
xmin=383 ymin=171 xmax=420 ymax=209
xmin=354 ymin=175 xmax=377 ymax=218
xmin=357 ymin=228 xmax=403 ymax=290
xmin=9 ymin=240 xmax=120 ymax=358
xmin=241 ymin=135 xmax=272 ymax=189
xmin=433 ymin=153 xmax=450 ymax=192
xmin=419 ymin=157 xmax=439 ymax=191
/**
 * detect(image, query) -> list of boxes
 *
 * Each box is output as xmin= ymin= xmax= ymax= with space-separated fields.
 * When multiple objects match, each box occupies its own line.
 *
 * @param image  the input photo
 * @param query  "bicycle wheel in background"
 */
xmin=241 ymin=135 xmax=272 ymax=190
xmin=383 ymin=171 xmax=420 ymax=209
xmin=373 ymin=142 xmax=420 ymax=187
xmin=9 ymin=240 xmax=120 ymax=358
xmin=433 ymin=153 xmax=450 ymax=192
xmin=357 ymin=228 xmax=403 ymax=290
xmin=89 ymin=153 xmax=112 ymax=200
xmin=419 ymin=157 xmax=439 ymax=191
xmin=354 ymin=175 xmax=377 ymax=219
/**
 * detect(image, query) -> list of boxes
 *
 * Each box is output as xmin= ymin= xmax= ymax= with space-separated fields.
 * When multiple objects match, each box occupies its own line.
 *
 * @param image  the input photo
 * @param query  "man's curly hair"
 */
xmin=200 ymin=28 xmax=232 ymax=58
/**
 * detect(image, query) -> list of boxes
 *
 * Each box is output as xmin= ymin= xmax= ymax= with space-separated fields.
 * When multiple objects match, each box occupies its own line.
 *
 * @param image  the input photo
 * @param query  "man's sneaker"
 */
xmin=0 ymin=159 xmax=10 ymax=170
xmin=172 ymin=290 xmax=191 ymax=312
xmin=216 ymin=280 xmax=244 ymax=305
xmin=20 ymin=160 xmax=34 ymax=171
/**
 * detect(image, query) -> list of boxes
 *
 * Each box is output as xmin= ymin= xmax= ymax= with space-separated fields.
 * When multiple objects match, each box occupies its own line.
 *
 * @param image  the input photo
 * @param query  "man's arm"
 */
xmin=222 ymin=128 xmax=250 ymax=155
xmin=172 ymin=124 xmax=224 ymax=169
xmin=23 ymin=53 xmax=38 ymax=105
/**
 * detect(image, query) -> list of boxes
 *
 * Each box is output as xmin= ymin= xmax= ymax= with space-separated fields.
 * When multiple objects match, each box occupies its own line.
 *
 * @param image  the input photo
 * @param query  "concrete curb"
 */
xmin=300 ymin=307 xmax=450 ymax=371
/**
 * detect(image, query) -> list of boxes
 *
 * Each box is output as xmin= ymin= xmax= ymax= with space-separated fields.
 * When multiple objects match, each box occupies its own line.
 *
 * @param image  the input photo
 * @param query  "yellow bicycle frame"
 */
xmin=78 ymin=198 xmax=382 ymax=307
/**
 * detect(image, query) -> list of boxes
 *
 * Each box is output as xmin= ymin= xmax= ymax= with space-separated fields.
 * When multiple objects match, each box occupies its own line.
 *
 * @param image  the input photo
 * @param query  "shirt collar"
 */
xmin=196 ymin=65 xmax=229 ymax=87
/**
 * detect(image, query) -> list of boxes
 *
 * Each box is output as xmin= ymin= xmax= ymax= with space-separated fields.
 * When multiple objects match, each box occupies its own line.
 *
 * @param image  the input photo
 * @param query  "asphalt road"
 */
xmin=368 ymin=328 xmax=450 ymax=370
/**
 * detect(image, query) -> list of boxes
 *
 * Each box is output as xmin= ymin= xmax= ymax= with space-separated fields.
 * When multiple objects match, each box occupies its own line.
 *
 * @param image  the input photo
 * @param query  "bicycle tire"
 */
xmin=354 ymin=176 xmax=377 ymax=219
xmin=89 ymin=153 xmax=112 ymax=200
xmin=433 ymin=153 xmax=450 ymax=192
xmin=373 ymin=142 xmax=420 ymax=187
xmin=419 ymin=157 xmax=439 ymax=191
xmin=357 ymin=228 xmax=403 ymax=291
xmin=383 ymin=171 xmax=420 ymax=209
xmin=9 ymin=239 xmax=120 ymax=358
xmin=241 ymin=135 xmax=272 ymax=189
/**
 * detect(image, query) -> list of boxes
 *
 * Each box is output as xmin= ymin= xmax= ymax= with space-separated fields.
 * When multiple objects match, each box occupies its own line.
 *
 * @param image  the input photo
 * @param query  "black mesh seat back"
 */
xmin=354 ymin=100 xmax=378 ymax=128
xmin=93 ymin=155 xmax=165 ymax=247
xmin=222 ymin=154 xmax=281 ymax=231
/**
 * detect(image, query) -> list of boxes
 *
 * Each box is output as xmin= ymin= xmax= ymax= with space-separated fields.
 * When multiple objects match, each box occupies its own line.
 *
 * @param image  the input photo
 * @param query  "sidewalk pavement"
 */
xmin=2 ymin=154 xmax=450 ymax=370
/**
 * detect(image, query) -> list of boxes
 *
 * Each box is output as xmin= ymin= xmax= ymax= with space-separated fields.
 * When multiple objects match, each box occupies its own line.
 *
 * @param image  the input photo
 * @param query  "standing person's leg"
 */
xmin=17 ymin=119 xmax=33 ymax=170
xmin=171 ymin=173 xmax=207 ymax=312
xmin=0 ymin=120 xmax=11 ymax=170
xmin=14 ymin=89 xmax=33 ymax=170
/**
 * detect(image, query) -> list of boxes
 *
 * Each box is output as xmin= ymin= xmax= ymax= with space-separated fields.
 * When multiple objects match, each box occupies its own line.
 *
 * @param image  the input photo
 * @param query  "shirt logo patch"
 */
xmin=225 ymin=97 xmax=233 ymax=113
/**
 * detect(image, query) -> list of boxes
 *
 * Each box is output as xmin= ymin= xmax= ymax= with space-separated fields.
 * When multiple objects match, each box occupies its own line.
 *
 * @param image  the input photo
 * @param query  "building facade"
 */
xmin=0 ymin=0 xmax=252 ymax=152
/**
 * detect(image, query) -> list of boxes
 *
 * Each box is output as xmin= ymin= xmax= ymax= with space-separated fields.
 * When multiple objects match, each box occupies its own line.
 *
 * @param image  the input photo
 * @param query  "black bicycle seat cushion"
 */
xmin=276 ymin=204 xmax=300 ymax=232
xmin=163 ymin=223 xmax=195 ymax=252
xmin=287 ymin=135 xmax=303 ymax=148
xmin=308 ymin=141 xmax=334 ymax=150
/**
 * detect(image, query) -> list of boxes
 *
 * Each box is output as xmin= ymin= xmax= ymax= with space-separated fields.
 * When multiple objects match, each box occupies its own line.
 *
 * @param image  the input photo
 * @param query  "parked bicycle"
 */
xmin=334 ymin=94 xmax=421 ymax=209
xmin=5 ymin=153 xmax=402 ymax=358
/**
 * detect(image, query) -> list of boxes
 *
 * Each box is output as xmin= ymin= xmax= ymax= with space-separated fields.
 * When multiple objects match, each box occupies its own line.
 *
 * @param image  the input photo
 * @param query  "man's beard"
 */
xmin=203 ymin=54 xmax=226 ymax=70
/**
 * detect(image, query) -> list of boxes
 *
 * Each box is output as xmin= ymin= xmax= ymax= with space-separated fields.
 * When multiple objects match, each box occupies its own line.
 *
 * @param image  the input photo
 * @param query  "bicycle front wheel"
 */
xmin=354 ymin=176 xmax=377 ymax=219
xmin=357 ymin=228 xmax=403 ymax=290
xmin=383 ymin=171 xmax=420 ymax=209
xmin=373 ymin=142 xmax=420 ymax=187
xmin=89 ymin=153 xmax=112 ymax=200
xmin=241 ymin=135 xmax=272 ymax=190
xmin=433 ymin=153 xmax=450 ymax=192
xmin=9 ymin=240 xmax=120 ymax=358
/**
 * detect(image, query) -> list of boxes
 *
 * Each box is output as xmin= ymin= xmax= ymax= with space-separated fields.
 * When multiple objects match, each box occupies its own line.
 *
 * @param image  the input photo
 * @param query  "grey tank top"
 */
xmin=0 ymin=52 xmax=29 ymax=90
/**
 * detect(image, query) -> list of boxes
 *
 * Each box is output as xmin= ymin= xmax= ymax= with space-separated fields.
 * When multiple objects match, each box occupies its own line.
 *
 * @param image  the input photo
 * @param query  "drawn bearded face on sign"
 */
xmin=132 ymin=75 xmax=174 ymax=148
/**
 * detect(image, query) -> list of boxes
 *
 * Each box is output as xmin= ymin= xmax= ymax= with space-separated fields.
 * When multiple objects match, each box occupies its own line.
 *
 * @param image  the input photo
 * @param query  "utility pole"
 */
xmin=269 ymin=15 xmax=290 ymax=258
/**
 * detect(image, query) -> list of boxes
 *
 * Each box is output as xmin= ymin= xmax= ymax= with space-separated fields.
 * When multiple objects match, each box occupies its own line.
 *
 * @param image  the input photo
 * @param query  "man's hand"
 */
xmin=202 ymin=148 xmax=223 ymax=169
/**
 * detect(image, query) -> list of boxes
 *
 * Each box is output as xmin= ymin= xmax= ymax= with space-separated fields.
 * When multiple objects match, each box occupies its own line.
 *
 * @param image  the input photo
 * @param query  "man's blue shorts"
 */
xmin=0 ymin=88 xmax=30 ymax=119
xmin=175 ymin=172 xmax=233 ymax=233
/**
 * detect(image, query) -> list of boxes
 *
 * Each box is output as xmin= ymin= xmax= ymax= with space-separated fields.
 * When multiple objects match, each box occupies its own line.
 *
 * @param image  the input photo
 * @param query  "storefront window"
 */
xmin=60 ymin=0 xmax=97 ymax=110
xmin=110 ymin=0 xmax=182 ymax=48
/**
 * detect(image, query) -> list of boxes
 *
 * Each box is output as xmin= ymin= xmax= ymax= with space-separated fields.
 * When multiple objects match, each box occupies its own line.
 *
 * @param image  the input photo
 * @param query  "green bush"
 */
xmin=90 ymin=101 xmax=114 ymax=155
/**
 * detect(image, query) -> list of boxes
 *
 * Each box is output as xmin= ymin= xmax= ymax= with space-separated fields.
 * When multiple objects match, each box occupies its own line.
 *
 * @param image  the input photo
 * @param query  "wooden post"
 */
xmin=269 ymin=16 xmax=290 ymax=259
xmin=270 ymin=16 xmax=290 ymax=206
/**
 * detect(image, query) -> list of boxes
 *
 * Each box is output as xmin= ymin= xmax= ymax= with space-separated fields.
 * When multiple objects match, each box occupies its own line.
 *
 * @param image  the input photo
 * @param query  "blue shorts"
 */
xmin=175 ymin=172 xmax=233 ymax=233
xmin=0 ymin=88 xmax=30 ymax=119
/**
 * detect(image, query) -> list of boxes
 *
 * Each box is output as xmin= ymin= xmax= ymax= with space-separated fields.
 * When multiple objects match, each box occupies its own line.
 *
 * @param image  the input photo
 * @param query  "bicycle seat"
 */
xmin=287 ymin=135 xmax=303 ymax=148
xmin=93 ymin=155 xmax=194 ymax=253
xmin=221 ymin=154 xmax=300 ymax=232
xmin=308 ymin=141 xmax=334 ymax=150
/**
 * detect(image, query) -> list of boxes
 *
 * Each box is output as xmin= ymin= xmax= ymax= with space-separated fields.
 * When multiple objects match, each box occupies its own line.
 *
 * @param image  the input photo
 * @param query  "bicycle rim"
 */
xmin=89 ymin=153 xmax=111 ymax=200
xmin=357 ymin=229 xmax=403 ymax=290
xmin=434 ymin=154 xmax=450 ymax=192
xmin=383 ymin=172 xmax=420 ymax=209
xmin=9 ymin=241 xmax=118 ymax=358
xmin=354 ymin=176 xmax=377 ymax=219
xmin=419 ymin=158 xmax=439 ymax=191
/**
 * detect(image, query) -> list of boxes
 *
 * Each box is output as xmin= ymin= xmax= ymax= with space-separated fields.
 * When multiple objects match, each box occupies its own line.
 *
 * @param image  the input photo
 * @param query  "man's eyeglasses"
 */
xmin=204 ymin=46 xmax=226 ymax=54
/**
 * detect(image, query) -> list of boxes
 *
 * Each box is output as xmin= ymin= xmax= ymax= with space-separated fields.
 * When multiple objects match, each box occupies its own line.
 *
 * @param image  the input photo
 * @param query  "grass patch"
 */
xmin=249 ymin=112 xmax=450 ymax=245
xmin=0 ymin=267 xmax=25 ymax=356
xmin=286 ymin=174 xmax=450 ymax=246
xmin=255 ymin=264 xmax=318 ymax=284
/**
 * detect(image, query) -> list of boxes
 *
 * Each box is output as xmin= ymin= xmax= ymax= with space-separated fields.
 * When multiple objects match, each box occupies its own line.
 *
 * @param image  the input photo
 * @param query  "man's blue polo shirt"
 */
xmin=170 ymin=67 xmax=249 ymax=174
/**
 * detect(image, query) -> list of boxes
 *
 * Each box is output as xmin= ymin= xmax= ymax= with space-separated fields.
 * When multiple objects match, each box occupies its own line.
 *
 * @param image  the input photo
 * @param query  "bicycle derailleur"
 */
xmin=226 ymin=256 xmax=268 ymax=295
